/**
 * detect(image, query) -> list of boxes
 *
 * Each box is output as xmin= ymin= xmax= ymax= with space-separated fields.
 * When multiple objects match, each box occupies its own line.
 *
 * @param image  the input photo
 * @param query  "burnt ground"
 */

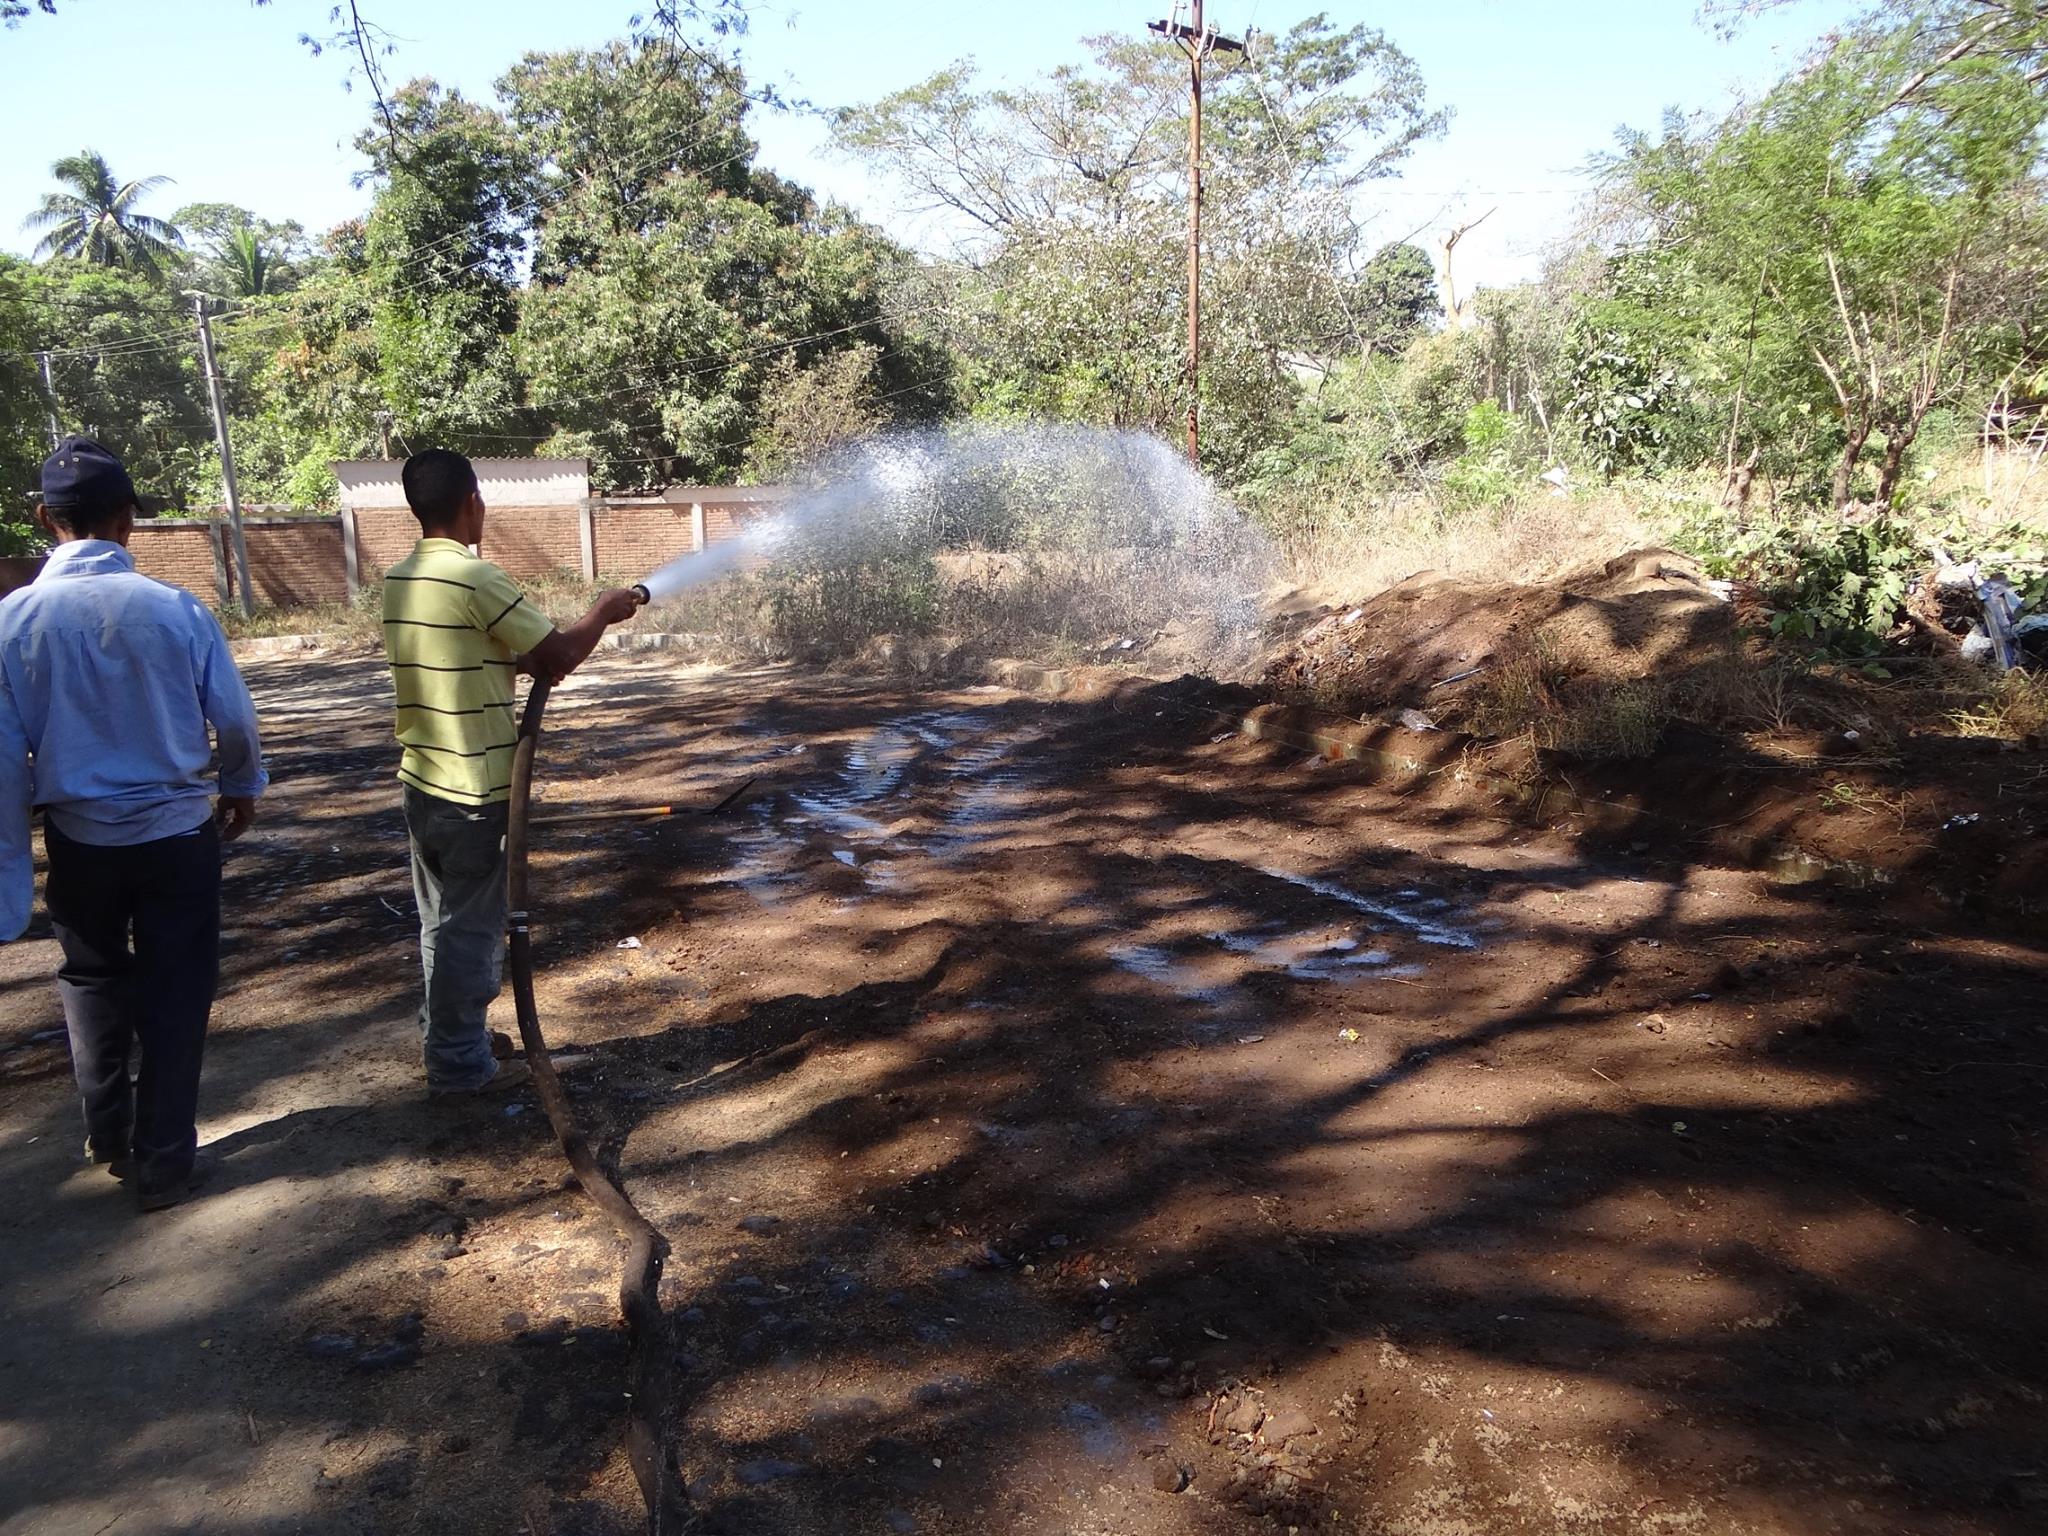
xmin=0 ymin=650 xmax=2044 ymax=1536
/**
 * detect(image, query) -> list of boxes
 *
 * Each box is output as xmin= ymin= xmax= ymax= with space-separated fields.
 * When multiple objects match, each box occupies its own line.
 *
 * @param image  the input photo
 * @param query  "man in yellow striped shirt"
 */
xmin=384 ymin=450 xmax=640 ymax=1095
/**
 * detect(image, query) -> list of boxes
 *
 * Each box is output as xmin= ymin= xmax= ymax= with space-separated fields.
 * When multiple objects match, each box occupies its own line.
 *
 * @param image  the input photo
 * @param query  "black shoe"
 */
xmin=137 ymin=1150 xmax=218 ymax=1213
xmin=83 ymin=1137 xmax=135 ymax=1182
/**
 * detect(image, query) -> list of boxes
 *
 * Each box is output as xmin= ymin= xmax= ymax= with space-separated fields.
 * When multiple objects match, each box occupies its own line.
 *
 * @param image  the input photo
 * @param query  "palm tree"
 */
xmin=220 ymin=226 xmax=275 ymax=298
xmin=22 ymin=150 xmax=184 ymax=272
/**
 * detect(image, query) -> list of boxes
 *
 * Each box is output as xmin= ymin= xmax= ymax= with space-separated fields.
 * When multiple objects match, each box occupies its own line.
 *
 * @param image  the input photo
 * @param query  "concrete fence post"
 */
xmin=691 ymin=501 xmax=706 ymax=553
xmin=578 ymin=498 xmax=597 ymax=582
xmin=205 ymin=520 xmax=231 ymax=609
xmin=339 ymin=506 xmax=361 ymax=601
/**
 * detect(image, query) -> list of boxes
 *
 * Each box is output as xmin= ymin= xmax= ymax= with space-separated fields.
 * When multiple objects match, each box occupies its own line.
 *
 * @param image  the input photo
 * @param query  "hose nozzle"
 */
xmin=629 ymin=583 xmax=651 ymax=608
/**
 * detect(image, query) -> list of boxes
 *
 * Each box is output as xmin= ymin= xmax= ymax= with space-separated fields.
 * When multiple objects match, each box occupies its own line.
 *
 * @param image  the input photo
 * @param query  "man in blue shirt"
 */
xmin=0 ymin=438 xmax=268 ymax=1212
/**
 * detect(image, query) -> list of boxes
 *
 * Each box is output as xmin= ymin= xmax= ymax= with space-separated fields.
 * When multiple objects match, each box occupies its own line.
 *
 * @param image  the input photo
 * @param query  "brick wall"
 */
xmin=593 ymin=500 xmax=695 ymax=579
xmin=243 ymin=520 xmax=348 ymax=607
xmin=351 ymin=508 xmax=423 ymax=579
xmin=128 ymin=522 xmax=222 ymax=602
xmin=592 ymin=495 xmax=779 ymax=581
xmin=479 ymin=505 xmax=583 ymax=581
xmin=81 ymin=490 xmax=789 ymax=611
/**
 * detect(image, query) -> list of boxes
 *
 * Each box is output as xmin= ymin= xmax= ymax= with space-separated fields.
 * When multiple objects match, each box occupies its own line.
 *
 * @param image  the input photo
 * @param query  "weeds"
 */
xmin=1458 ymin=647 xmax=1670 ymax=760
xmin=1947 ymin=670 xmax=2048 ymax=740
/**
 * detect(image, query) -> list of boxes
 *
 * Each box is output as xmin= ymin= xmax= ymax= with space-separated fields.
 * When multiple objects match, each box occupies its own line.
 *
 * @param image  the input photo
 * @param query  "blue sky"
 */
xmin=1 ymin=0 xmax=1861 ymax=290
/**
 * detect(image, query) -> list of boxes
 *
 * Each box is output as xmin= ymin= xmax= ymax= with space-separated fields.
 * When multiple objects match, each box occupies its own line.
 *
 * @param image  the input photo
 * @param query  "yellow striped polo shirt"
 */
xmin=382 ymin=538 xmax=557 ymax=806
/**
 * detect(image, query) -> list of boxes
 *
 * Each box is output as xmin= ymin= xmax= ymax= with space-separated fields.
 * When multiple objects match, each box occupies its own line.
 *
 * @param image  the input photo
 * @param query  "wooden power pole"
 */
xmin=1149 ymin=2 xmax=1244 ymax=469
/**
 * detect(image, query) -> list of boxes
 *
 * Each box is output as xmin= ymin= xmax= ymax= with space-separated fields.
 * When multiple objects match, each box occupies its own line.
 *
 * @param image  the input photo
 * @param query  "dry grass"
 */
xmin=1276 ymin=486 xmax=1666 ymax=603
xmin=1454 ymin=643 xmax=1843 ymax=762
xmin=1946 ymin=669 xmax=2048 ymax=740
xmin=217 ymin=588 xmax=383 ymax=649
xmin=1456 ymin=646 xmax=1669 ymax=760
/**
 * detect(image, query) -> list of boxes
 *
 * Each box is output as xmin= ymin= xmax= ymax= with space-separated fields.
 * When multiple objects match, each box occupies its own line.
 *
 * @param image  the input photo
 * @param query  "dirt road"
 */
xmin=1 ymin=652 xmax=2042 ymax=1535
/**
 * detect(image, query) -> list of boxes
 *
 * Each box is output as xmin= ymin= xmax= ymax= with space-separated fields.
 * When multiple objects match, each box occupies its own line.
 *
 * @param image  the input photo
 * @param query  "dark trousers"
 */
xmin=403 ymin=787 xmax=509 ymax=1091
xmin=45 ymin=821 xmax=222 ymax=1188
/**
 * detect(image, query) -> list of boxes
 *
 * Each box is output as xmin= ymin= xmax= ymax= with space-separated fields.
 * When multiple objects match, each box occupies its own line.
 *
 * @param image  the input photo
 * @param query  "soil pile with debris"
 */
xmin=1264 ymin=548 xmax=1738 ymax=718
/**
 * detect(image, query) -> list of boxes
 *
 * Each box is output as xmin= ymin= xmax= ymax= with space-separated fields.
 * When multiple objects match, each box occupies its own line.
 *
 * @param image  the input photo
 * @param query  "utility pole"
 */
xmin=189 ymin=295 xmax=254 ymax=616
xmin=1148 ymin=1 xmax=1244 ymax=469
xmin=36 ymin=352 xmax=59 ymax=450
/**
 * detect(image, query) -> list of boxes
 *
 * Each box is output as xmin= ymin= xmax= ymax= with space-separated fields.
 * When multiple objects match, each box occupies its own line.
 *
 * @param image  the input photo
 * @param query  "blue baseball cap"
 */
xmin=41 ymin=436 xmax=139 ymax=514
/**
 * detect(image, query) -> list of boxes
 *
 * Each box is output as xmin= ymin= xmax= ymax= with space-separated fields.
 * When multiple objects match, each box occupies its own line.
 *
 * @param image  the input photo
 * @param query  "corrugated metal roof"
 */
xmin=332 ymin=458 xmax=592 ymax=510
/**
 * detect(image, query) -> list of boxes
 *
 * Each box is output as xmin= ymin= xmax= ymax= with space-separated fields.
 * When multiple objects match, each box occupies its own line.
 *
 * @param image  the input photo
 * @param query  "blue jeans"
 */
xmin=403 ymin=787 xmax=508 ymax=1091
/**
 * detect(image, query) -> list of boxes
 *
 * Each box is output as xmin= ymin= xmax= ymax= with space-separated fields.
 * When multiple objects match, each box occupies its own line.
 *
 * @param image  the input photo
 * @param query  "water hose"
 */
xmin=507 ymin=678 xmax=687 ymax=1533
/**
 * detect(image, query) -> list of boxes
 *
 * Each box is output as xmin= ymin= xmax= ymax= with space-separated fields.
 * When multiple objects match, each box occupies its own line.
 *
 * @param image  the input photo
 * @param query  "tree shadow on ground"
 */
xmin=1 ymin=654 xmax=2042 ymax=1535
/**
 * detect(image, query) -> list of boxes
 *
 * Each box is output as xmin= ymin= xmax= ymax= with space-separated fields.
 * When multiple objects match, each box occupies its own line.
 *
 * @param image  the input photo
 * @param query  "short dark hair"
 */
xmin=400 ymin=449 xmax=478 ymax=527
xmin=46 ymin=502 xmax=131 ymax=537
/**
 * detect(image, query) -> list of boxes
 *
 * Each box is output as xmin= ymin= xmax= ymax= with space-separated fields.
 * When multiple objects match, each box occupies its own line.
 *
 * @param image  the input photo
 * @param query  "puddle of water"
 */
xmin=1106 ymin=943 xmax=1234 ymax=1003
xmin=1257 ymin=866 xmax=1482 ymax=950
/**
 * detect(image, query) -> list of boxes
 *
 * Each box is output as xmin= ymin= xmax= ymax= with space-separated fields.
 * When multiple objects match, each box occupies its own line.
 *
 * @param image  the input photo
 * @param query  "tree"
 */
xmin=28 ymin=262 xmax=215 ymax=506
xmin=355 ymin=81 xmax=534 ymax=448
xmin=1589 ymin=25 xmax=2048 ymax=506
xmin=1352 ymin=241 xmax=1441 ymax=355
xmin=22 ymin=150 xmax=184 ymax=273
xmin=172 ymin=203 xmax=312 ymax=299
xmin=834 ymin=15 xmax=1446 ymax=474
xmin=0 ymin=257 xmax=49 ymax=547
xmin=506 ymin=38 xmax=937 ymax=486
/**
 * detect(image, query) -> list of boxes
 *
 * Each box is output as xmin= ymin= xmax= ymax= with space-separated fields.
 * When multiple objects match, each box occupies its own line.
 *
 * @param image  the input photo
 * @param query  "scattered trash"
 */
xmin=832 ymin=849 xmax=858 ymax=866
xmin=1540 ymin=464 xmax=1570 ymax=496
xmin=1943 ymin=812 xmax=1981 ymax=831
xmin=616 ymin=936 xmax=642 ymax=950
xmin=1396 ymin=707 xmax=1438 ymax=732
xmin=1672 ymin=1120 xmax=1689 ymax=1134
xmin=504 ymin=1104 xmax=525 ymax=1117
xmin=1201 ymin=1325 xmax=1229 ymax=1340
xmin=1979 ymin=575 xmax=2023 ymax=670
xmin=378 ymin=896 xmax=405 ymax=917
xmin=1429 ymin=666 xmax=1485 ymax=690
xmin=1235 ymin=1034 xmax=1265 ymax=1045
xmin=1336 ymin=1027 xmax=1361 ymax=1043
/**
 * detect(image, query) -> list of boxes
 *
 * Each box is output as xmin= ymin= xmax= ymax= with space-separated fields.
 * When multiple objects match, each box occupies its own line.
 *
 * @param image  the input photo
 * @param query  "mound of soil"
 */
xmin=1265 ymin=547 xmax=1737 ymax=717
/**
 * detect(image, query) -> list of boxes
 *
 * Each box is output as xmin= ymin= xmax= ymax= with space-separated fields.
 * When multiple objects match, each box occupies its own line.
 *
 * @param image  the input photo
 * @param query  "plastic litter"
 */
xmin=1336 ymin=1027 xmax=1362 ymax=1043
xmin=1943 ymin=812 xmax=1981 ymax=830
xmin=1978 ymin=576 xmax=2023 ymax=669
xmin=616 ymin=936 xmax=642 ymax=950
xmin=832 ymin=849 xmax=857 ymax=866
xmin=1396 ymin=708 xmax=1438 ymax=732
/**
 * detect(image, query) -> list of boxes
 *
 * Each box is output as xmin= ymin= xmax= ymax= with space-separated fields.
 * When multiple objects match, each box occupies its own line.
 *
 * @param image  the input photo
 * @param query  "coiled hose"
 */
xmin=507 ymin=678 xmax=687 ymax=1533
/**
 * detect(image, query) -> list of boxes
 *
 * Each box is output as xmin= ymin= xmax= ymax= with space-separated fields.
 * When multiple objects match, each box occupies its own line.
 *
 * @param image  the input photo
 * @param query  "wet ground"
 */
xmin=1 ymin=651 xmax=2044 ymax=1536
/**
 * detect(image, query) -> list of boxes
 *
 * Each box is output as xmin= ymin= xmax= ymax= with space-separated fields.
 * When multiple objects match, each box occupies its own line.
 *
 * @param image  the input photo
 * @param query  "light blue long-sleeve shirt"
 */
xmin=0 ymin=539 xmax=268 ymax=939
